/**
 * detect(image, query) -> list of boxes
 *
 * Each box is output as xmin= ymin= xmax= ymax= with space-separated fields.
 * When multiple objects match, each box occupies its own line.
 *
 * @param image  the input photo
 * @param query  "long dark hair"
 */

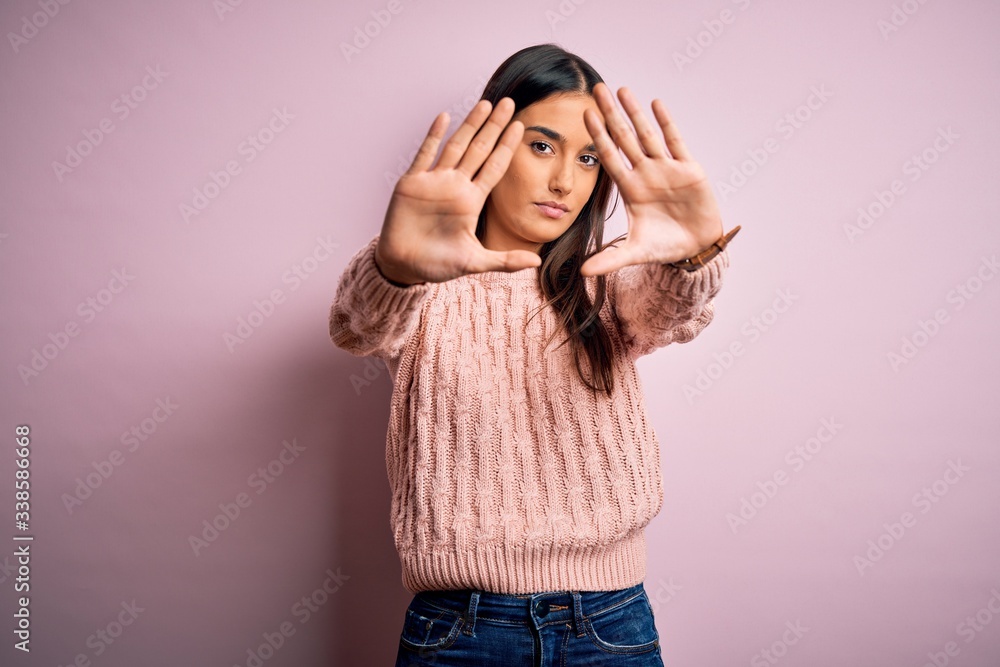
xmin=476 ymin=43 xmax=625 ymax=395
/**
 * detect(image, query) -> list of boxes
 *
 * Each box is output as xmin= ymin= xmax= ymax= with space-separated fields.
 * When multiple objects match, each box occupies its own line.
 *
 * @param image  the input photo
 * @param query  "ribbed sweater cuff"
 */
xmin=399 ymin=529 xmax=647 ymax=595
xmin=649 ymin=248 xmax=730 ymax=303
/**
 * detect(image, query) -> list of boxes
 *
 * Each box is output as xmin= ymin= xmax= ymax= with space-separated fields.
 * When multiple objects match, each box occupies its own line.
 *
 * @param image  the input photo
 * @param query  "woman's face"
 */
xmin=483 ymin=92 xmax=603 ymax=254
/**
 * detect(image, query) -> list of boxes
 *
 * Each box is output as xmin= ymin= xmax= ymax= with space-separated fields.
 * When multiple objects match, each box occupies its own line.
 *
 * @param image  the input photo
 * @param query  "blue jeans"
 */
xmin=394 ymin=581 xmax=665 ymax=666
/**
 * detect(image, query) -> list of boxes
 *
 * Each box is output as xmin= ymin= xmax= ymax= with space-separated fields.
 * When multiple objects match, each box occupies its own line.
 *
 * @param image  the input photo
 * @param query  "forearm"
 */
xmin=329 ymin=235 xmax=430 ymax=359
xmin=611 ymin=248 xmax=729 ymax=358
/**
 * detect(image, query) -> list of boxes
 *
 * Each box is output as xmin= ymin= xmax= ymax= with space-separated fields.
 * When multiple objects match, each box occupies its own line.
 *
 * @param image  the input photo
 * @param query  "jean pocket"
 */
xmin=398 ymin=598 xmax=465 ymax=654
xmin=583 ymin=591 xmax=660 ymax=655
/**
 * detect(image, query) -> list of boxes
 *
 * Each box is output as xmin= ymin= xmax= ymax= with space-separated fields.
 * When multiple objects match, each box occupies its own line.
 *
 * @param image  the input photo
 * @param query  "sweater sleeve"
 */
xmin=609 ymin=248 xmax=730 ymax=359
xmin=328 ymin=234 xmax=431 ymax=360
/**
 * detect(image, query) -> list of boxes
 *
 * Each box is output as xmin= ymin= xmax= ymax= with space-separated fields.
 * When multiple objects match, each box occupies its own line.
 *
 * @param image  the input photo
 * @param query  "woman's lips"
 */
xmin=535 ymin=203 xmax=566 ymax=219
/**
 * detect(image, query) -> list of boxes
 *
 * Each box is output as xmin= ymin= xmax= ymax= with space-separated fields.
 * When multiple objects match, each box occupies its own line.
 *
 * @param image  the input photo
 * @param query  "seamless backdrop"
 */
xmin=1 ymin=0 xmax=999 ymax=666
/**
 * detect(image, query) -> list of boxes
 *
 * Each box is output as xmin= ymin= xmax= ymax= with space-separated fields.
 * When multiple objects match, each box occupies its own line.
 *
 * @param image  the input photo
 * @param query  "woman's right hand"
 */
xmin=375 ymin=97 xmax=542 ymax=286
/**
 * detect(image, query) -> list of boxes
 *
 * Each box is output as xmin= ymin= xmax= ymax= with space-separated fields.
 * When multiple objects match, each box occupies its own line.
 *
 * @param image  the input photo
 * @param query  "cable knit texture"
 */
xmin=329 ymin=234 xmax=729 ymax=594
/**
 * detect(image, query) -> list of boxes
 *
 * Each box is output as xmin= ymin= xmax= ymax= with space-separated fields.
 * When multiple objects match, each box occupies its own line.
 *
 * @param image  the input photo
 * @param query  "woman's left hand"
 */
xmin=579 ymin=82 xmax=724 ymax=277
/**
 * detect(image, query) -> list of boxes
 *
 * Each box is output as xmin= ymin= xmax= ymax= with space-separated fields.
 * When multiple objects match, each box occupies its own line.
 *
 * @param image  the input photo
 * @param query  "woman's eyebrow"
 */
xmin=524 ymin=125 xmax=597 ymax=153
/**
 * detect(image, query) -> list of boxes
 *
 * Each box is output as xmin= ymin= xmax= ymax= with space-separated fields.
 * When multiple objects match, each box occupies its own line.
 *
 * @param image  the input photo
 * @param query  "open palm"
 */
xmin=376 ymin=98 xmax=542 ymax=286
xmin=579 ymin=82 xmax=725 ymax=277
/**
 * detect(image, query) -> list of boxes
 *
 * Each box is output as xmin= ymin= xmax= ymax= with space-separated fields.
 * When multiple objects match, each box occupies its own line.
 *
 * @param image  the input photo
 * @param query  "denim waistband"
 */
xmin=412 ymin=582 xmax=647 ymax=637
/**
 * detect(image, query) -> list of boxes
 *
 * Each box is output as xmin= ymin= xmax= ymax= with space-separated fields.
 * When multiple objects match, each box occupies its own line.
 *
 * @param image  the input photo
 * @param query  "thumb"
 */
xmin=469 ymin=248 xmax=542 ymax=274
xmin=579 ymin=245 xmax=632 ymax=277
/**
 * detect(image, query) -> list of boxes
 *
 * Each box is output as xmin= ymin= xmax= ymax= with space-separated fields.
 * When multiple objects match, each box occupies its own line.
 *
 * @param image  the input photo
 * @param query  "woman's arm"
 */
xmin=577 ymin=83 xmax=738 ymax=360
xmin=608 ymin=247 xmax=729 ymax=359
xmin=328 ymin=234 xmax=431 ymax=360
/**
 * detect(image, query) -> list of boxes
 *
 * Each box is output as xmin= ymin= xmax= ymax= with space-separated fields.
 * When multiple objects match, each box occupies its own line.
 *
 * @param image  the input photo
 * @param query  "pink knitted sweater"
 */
xmin=329 ymin=234 xmax=729 ymax=594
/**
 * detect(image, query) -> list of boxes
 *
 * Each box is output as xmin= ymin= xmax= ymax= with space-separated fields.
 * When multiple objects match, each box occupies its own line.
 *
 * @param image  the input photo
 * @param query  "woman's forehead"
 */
xmin=520 ymin=92 xmax=596 ymax=116
xmin=516 ymin=94 xmax=598 ymax=142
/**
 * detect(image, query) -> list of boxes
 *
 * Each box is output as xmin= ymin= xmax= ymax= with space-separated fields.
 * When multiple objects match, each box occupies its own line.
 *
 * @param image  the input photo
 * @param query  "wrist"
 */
xmin=669 ymin=225 xmax=741 ymax=272
xmin=374 ymin=244 xmax=422 ymax=287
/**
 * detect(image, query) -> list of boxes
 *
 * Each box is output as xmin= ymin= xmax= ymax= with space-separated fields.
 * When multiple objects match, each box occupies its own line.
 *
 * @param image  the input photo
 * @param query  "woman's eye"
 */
xmin=532 ymin=141 xmax=599 ymax=167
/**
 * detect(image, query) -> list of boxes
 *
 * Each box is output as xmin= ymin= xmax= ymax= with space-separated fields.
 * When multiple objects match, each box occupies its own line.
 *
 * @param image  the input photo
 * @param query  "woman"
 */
xmin=329 ymin=43 xmax=740 ymax=666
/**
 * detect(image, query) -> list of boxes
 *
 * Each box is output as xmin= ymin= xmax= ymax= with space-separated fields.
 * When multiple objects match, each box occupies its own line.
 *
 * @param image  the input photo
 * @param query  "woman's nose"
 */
xmin=551 ymin=161 xmax=574 ymax=194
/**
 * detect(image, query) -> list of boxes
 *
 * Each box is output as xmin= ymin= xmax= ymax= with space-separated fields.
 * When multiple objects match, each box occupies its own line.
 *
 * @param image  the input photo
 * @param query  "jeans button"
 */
xmin=535 ymin=601 xmax=548 ymax=616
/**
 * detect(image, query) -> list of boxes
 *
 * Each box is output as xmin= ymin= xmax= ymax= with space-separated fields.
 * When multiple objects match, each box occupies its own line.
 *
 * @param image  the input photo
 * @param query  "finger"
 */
xmin=455 ymin=97 xmax=517 ymax=179
xmin=591 ymin=82 xmax=648 ymax=169
xmin=434 ymin=99 xmax=494 ymax=171
xmin=406 ymin=111 xmax=450 ymax=174
xmin=469 ymin=119 xmax=524 ymax=196
xmin=467 ymin=247 xmax=542 ymax=274
xmin=651 ymin=99 xmax=693 ymax=161
xmin=579 ymin=244 xmax=640 ymax=277
xmin=583 ymin=107 xmax=631 ymax=188
xmin=616 ymin=86 xmax=667 ymax=159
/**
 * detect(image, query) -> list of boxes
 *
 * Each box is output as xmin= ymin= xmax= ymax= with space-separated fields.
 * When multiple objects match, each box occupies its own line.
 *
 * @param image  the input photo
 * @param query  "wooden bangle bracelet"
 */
xmin=668 ymin=225 xmax=742 ymax=272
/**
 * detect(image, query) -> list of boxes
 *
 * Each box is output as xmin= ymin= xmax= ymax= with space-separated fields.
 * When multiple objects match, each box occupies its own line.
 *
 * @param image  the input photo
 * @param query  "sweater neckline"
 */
xmin=467 ymin=266 xmax=540 ymax=285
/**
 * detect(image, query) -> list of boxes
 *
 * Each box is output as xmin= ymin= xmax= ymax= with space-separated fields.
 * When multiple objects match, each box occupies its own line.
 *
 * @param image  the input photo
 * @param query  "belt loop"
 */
xmin=573 ymin=591 xmax=585 ymax=638
xmin=463 ymin=591 xmax=480 ymax=636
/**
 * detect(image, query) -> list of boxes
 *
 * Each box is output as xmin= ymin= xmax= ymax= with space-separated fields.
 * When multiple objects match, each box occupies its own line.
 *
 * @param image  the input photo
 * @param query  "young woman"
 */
xmin=329 ymin=43 xmax=740 ymax=666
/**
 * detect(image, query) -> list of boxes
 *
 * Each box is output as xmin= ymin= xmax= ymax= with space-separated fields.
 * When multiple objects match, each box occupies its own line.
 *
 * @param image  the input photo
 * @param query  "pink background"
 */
xmin=2 ymin=0 xmax=999 ymax=665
